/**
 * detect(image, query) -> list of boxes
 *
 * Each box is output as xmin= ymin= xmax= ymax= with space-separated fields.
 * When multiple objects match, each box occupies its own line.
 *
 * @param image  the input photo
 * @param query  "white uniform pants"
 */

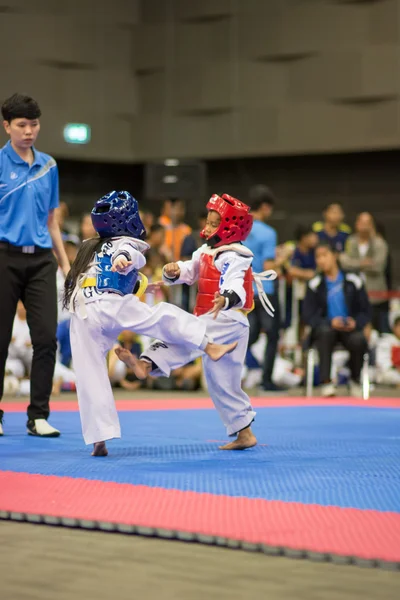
xmin=377 ymin=368 xmax=400 ymax=386
xmin=142 ymin=312 xmax=256 ymax=436
xmin=70 ymin=295 xmax=207 ymax=445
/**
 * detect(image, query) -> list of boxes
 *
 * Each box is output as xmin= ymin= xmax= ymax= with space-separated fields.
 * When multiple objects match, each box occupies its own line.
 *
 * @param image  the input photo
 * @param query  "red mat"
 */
xmin=1 ymin=471 xmax=399 ymax=565
xmin=2 ymin=396 xmax=399 ymax=413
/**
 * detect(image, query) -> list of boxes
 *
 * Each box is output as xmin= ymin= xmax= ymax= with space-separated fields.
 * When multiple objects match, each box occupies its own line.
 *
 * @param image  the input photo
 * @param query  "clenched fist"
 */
xmin=111 ymin=255 xmax=132 ymax=273
xmin=164 ymin=262 xmax=181 ymax=279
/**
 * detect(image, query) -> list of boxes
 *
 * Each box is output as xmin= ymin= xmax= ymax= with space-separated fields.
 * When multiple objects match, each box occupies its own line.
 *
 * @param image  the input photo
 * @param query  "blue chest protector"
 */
xmin=95 ymin=252 xmax=138 ymax=296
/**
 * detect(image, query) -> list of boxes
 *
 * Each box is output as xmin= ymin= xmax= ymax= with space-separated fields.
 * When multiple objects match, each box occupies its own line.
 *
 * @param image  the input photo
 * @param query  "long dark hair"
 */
xmin=63 ymin=236 xmax=106 ymax=310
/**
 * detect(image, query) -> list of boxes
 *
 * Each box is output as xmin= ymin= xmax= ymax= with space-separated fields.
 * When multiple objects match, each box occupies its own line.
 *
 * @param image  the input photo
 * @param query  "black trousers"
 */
xmin=371 ymin=302 xmax=390 ymax=334
xmin=0 ymin=248 xmax=58 ymax=421
xmin=248 ymin=294 xmax=280 ymax=386
xmin=313 ymin=325 xmax=368 ymax=383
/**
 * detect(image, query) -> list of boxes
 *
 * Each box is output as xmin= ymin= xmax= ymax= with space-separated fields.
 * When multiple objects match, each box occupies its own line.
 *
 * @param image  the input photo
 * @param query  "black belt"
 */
xmin=0 ymin=242 xmax=51 ymax=254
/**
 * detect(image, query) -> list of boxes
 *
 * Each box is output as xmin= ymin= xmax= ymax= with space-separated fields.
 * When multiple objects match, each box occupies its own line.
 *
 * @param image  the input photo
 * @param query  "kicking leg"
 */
xmin=106 ymin=295 xmax=237 ymax=356
xmin=115 ymin=339 xmax=237 ymax=380
xmin=115 ymin=346 xmax=151 ymax=380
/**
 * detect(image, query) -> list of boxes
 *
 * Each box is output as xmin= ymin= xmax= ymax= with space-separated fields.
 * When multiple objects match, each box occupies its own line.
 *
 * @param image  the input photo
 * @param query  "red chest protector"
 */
xmin=194 ymin=247 xmax=254 ymax=317
xmin=392 ymin=346 xmax=400 ymax=368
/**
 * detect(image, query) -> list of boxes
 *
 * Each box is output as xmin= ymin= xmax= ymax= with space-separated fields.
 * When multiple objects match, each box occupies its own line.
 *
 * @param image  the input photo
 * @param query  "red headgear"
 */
xmin=201 ymin=194 xmax=253 ymax=248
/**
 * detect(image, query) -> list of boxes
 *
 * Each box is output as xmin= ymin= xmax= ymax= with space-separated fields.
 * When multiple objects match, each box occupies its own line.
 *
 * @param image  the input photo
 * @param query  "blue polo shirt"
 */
xmin=313 ymin=222 xmax=351 ymax=253
xmin=244 ymin=219 xmax=277 ymax=295
xmin=317 ymin=229 xmax=349 ymax=253
xmin=326 ymin=271 xmax=348 ymax=320
xmin=291 ymin=247 xmax=316 ymax=270
xmin=0 ymin=141 xmax=59 ymax=248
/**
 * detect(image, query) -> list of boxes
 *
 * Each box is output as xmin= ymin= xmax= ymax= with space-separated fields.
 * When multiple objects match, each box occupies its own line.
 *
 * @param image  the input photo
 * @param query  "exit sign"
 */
xmin=63 ymin=123 xmax=91 ymax=144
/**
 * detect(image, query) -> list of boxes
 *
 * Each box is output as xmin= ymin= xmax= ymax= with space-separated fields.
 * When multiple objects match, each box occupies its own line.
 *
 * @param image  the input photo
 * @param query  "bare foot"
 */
xmin=92 ymin=441 xmax=108 ymax=456
xmin=115 ymin=347 xmax=151 ymax=380
xmin=205 ymin=341 xmax=238 ymax=362
xmin=219 ymin=427 xmax=257 ymax=451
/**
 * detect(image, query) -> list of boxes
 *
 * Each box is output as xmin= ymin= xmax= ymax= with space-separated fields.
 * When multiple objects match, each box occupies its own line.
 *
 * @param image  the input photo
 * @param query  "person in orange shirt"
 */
xmin=159 ymin=198 xmax=192 ymax=261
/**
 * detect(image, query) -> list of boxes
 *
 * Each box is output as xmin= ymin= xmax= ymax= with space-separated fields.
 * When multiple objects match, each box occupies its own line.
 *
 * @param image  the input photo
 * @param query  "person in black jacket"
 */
xmin=303 ymin=242 xmax=370 ymax=397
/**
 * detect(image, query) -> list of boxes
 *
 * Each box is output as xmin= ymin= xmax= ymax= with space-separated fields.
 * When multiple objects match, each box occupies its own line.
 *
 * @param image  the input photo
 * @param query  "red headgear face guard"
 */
xmin=200 ymin=194 xmax=253 ymax=248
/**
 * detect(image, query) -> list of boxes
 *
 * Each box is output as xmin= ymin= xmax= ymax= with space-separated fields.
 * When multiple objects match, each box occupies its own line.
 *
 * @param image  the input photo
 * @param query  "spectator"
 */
xmin=6 ymin=301 xmax=75 ymax=397
xmin=146 ymin=223 xmax=171 ymax=262
xmin=141 ymin=249 xmax=170 ymax=306
xmin=108 ymin=331 xmax=143 ymax=391
xmin=158 ymin=197 xmax=173 ymax=227
xmin=375 ymin=221 xmax=393 ymax=324
xmin=340 ymin=212 xmax=389 ymax=333
xmin=55 ymin=201 xmax=72 ymax=238
xmin=244 ymin=185 xmax=281 ymax=391
xmin=5 ymin=301 xmax=32 ymax=383
xmin=313 ymin=202 xmax=351 ymax=252
xmin=172 ymin=360 xmax=203 ymax=391
xmin=288 ymin=225 xmax=318 ymax=281
xmin=303 ymin=242 xmax=370 ymax=397
xmin=140 ymin=209 xmax=155 ymax=232
xmin=56 ymin=318 xmax=72 ymax=367
xmin=180 ymin=211 xmax=208 ymax=260
xmin=0 ymin=93 xmax=70 ymax=437
xmin=376 ymin=314 xmax=400 ymax=387
xmin=285 ymin=225 xmax=319 ymax=335
xmin=178 ymin=211 xmax=208 ymax=312
xmin=56 ymin=236 xmax=79 ymax=323
xmin=64 ymin=234 xmax=80 ymax=264
xmin=79 ymin=212 xmax=96 ymax=241
xmin=159 ymin=198 xmax=192 ymax=261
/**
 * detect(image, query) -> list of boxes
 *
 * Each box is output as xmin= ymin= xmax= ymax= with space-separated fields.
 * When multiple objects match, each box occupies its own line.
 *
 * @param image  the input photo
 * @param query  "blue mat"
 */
xmin=1 ymin=407 xmax=400 ymax=512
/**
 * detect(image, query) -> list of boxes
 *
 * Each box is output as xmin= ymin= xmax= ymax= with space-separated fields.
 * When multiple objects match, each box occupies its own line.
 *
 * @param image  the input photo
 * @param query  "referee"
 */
xmin=0 ymin=93 xmax=70 ymax=437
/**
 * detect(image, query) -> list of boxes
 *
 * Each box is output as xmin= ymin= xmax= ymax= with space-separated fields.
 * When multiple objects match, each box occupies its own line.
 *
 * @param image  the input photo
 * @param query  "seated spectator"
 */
xmin=56 ymin=235 xmax=80 ymax=323
xmin=5 ymin=301 xmax=32 ymax=383
xmin=340 ymin=212 xmax=389 ymax=333
xmin=375 ymin=221 xmax=392 ymax=332
xmin=180 ymin=211 xmax=208 ymax=260
xmin=51 ymin=362 xmax=76 ymax=395
xmin=64 ymin=234 xmax=80 ymax=264
xmin=313 ymin=202 xmax=351 ymax=252
xmin=57 ymin=319 xmax=72 ymax=367
xmin=302 ymin=242 xmax=370 ymax=397
xmin=6 ymin=301 xmax=76 ymax=396
xmin=286 ymin=225 xmax=318 ymax=335
xmin=55 ymin=201 xmax=72 ymax=238
xmin=242 ymin=333 xmax=303 ymax=390
xmin=159 ymin=198 xmax=192 ymax=261
xmin=140 ymin=209 xmax=155 ymax=232
xmin=171 ymin=360 xmax=203 ymax=391
xmin=141 ymin=249 xmax=170 ymax=306
xmin=376 ymin=314 xmax=400 ymax=387
xmin=108 ymin=331 xmax=143 ymax=391
xmin=288 ymin=225 xmax=318 ymax=281
xmin=79 ymin=212 xmax=97 ymax=241
xmin=146 ymin=224 xmax=171 ymax=262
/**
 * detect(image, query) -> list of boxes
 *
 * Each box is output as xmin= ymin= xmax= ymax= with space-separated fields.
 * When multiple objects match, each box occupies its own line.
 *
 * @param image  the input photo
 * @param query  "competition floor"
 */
xmin=1 ymin=392 xmax=400 ymax=573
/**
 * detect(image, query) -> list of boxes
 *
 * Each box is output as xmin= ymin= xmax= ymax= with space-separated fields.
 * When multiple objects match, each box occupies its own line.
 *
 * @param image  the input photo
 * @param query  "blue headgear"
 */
xmin=91 ymin=191 xmax=146 ymax=239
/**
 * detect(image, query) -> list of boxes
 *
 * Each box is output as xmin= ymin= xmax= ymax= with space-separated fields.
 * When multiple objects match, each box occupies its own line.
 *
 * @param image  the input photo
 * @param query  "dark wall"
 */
xmin=57 ymin=160 xmax=143 ymax=216
xmin=58 ymin=149 xmax=400 ymax=286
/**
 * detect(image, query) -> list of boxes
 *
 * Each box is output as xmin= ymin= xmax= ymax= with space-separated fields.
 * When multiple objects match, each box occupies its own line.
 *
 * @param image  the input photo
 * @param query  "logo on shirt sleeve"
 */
xmin=219 ymin=262 xmax=230 ymax=287
xmin=10 ymin=172 xmax=18 ymax=180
